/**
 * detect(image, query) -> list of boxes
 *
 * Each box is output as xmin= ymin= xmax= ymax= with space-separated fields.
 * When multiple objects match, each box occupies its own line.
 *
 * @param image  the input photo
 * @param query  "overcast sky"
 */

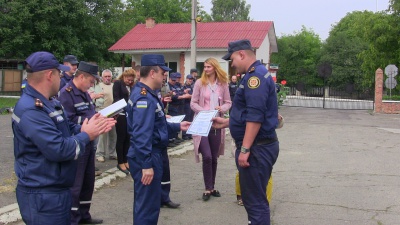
xmin=200 ymin=0 xmax=390 ymax=40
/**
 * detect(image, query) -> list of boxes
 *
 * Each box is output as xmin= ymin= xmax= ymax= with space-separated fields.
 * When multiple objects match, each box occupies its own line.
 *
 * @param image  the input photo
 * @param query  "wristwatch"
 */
xmin=240 ymin=146 xmax=250 ymax=154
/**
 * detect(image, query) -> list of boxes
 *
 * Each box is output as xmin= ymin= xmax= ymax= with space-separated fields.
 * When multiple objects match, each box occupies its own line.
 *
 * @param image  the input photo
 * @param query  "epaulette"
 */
xmin=248 ymin=67 xmax=256 ymax=73
xmin=140 ymin=87 xmax=147 ymax=95
xmin=65 ymin=86 xmax=73 ymax=92
xmin=35 ymin=98 xmax=43 ymax=108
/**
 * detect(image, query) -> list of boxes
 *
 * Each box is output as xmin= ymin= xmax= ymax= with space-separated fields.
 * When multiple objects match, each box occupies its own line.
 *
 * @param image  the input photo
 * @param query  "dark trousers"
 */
xmin=17 ymin=186 xmax=71 ymax=225
xmin=168 ymin=105 xmax=183 ymax=139
xmin=70 ymin=144 xmax=95 ymax=225
xmin=116 ymin=115 xmax=129 ymax=164
xmin=182 ymin=103 xmax=193 ymax=138
xmin=236 ymin=141 xmax=279 ymax=225
xmin=161 ymin=150 xmax=171 ymax=204
xmin=199 ymin=129 xmax=221 ymax=190
xmin=129 ymin=153 xmax=163 ymax=225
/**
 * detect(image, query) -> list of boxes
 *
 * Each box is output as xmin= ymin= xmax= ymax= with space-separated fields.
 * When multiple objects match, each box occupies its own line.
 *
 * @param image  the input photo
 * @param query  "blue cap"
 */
xmin=222 ymin=39 xmax=253 ymax=60
xmin=190 ymin=68 xmax=198 ymax=73
xmin=78 ymin=61 xmax=100 ymax=79
xmin=186 ymin=74 xmax=194 ymax=79
xmin=26 ymin=51 xmax=70 ymax=72
xmin=170 ymin=72 xmax=180 ymax=80
xmin=141 ymin=54 xmax=171 ymax=71
xmin=63 ymin=55 xmax=79 ymax=64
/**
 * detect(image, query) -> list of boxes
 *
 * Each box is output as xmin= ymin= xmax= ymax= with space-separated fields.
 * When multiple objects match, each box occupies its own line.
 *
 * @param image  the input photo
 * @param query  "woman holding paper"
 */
xmin=113 ymin=69 xmax=135 ymax=174
xmin=190 ymin=58 xmax=232 ymax=201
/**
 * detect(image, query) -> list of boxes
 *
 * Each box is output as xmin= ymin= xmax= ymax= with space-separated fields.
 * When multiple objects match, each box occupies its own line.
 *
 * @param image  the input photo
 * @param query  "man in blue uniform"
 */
xmin=182 ymin=74 xmax=194 ymax=140
xmin=222 ymin=39 xmax=280 ymax=225
xmin=168 ymin=72 xmax=190 ymax=144
xmin=59 ymin=61 xmax=105 ymax=225
xmin=12 ymin=51 xmax=114 ymax=225
xmin=126 ymin=54 xmax=190 ymax=225
xmin=60 ymin=55 xmax=79 ymax=90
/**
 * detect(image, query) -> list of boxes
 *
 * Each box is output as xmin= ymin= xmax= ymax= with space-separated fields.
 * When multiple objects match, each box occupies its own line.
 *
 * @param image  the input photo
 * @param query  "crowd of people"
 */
xmin=12 ymin=39 xmax=281 ymax=225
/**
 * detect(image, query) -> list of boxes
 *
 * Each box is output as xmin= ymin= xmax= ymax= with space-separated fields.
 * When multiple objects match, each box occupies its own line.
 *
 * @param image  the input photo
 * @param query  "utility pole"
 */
xmin=190 ymin=0 xmax=197 ymax=69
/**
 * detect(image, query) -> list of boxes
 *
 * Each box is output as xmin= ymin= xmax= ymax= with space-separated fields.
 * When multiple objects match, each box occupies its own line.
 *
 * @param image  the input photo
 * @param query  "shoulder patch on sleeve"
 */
xmin=35 ymin=98 xmax=43 ymax=108
xmin=137 ymin=101 xmax=147 ymax=108
xmin=247 ymin=76 xmax=260 ymax=89
xmin=140 ymin=87 xmax=147 ymax=95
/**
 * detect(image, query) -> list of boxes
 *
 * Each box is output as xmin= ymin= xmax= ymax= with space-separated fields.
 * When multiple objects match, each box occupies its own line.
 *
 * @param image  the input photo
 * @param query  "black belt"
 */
xmin=253 ymin=137 xmax=278 ymax=146
xmin=236 ymin=137 xmax=278 ymax=148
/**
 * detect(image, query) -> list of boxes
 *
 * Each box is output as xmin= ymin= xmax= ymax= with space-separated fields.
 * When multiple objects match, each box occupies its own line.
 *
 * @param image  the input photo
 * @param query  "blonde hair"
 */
xmin=117 ymin=68 xmax=136 ymax=81
xmin=200 ymin=58 xmax=229 ymax=85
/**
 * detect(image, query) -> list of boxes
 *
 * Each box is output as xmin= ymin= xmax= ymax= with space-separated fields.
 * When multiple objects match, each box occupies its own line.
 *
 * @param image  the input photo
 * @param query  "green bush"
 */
xmin=277 ymin=84 xmax=289 ymax=106
xmin=382 ymin=95 xmax=400 ymax=101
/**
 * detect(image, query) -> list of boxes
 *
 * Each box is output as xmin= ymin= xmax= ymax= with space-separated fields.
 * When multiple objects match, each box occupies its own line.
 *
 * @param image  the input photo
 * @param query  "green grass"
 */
xmin=0 ymin=97 xmax=19 ymax=109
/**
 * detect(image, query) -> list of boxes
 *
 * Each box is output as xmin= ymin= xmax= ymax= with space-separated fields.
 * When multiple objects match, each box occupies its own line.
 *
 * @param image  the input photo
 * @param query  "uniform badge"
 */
xmin=249 ymin=67 xmax=255 ymax=73
xmin=247 ymin=76 xmax=260 ymax=89
xmin=137 ymin=101 xmax=147 ymax=108
xmin=140 ymin=87 xmax=147 ymax=95
xmin=66 ymin=86 xmax=72 ymax=92
xmin=35 ymin=98 xmax=43 ymax=108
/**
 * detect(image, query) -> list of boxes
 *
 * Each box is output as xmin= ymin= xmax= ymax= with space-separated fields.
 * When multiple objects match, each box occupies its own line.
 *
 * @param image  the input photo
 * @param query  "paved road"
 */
xmin=1 ymin=107 xmax=400 ymax=224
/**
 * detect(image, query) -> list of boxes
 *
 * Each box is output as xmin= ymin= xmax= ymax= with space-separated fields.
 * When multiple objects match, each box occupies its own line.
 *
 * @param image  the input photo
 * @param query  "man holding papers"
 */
xmin=222 ymin=39 xmax=280 ymax=225
xmin=59 ymin=61 xmax=109 ymax=225
xmin=126 ymin=54 xmax=190 ymax=225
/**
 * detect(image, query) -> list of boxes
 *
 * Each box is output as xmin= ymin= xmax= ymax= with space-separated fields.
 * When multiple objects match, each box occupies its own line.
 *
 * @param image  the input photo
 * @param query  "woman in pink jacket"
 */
xmin=190 ymin=58 xmax=232 ymax=201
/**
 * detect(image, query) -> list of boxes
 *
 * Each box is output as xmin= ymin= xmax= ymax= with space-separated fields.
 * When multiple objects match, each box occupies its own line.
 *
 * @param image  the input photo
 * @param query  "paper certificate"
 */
xmin=186 ymin=110 xmax=218 ymax=136
xmin=166 ymin=115 xmax=185 ymax=123
xmin=98 ymin=99 xmax=127 ymax=118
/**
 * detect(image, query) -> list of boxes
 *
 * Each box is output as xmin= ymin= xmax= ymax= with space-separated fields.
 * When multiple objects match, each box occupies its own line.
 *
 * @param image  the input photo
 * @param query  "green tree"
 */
xmin=125 ymin=0 xmax=192 ymax=24
xmin=271 ymin=27 xmax=323 ymax=87
xmin=389 ymin=0 xmax=400 ymax=14
xmin=210 ymin=0 xmax=250 ymax=21
xmin=0 ymin=0 xmax=132 ymax=66
xmin=319 ymin=11 xmax=371 ymax=89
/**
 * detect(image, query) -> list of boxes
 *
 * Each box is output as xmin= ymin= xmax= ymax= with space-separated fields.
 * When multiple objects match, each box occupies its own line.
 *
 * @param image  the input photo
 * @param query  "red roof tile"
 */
xmin=109 ymin=21 xmax=273 ymax=51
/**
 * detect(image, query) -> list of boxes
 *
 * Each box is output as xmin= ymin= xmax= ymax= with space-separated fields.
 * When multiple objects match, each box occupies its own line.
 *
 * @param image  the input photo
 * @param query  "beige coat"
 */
xmin=190 ymin=79 xmax=232 ymax=163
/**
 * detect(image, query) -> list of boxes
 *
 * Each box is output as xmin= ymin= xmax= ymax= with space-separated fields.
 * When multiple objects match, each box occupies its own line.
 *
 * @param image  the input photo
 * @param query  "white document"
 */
xmin=98 ymin=99 xmax=127 ymax=118
xmin=186 ymin=110 xmax=218 ymax=136
xmin=166 ymin=115 xmax=185 ymax=123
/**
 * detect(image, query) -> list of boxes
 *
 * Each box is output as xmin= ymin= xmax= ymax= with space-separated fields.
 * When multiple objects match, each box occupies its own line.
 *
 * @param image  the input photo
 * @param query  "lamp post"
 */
xmin=190 ymin=0 xmax=197 ymax=69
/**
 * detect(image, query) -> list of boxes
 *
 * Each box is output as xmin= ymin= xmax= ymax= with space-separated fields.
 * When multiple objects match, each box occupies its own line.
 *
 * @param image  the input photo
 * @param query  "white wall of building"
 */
xmin=184 ymin=51 xmax=229 ymax=75
xmin=257 ymin=37 xmax=271 ymax=65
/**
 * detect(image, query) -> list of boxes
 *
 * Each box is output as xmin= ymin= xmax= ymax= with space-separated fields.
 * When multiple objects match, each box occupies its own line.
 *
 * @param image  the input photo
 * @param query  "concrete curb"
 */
xmin=0 ymin=140 xmax=195 ymax=224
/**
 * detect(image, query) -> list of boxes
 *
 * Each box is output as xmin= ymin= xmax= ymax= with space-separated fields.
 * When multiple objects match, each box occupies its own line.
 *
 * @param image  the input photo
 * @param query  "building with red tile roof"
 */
xmin=109 ymin=18 xmax=278 ymax=79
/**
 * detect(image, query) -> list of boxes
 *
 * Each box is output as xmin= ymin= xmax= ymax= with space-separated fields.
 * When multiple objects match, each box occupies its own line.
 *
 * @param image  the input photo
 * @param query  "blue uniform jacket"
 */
xmin=60 ymin=71 xmax=73 ymax=91
xmin=229 ymin=60 xmax=278 ymax=141
xmin=183 ymin=83 xmax=193 ymax=104
xmin=12 ymin=85 xmax=90 ymax=188
xmin=168 ymin=82 xmax=185 ymax=105
xmin=59 ymin=80 xmax=96 ymax=125
xmin=126 ymin=82 xmax=180 ymax=169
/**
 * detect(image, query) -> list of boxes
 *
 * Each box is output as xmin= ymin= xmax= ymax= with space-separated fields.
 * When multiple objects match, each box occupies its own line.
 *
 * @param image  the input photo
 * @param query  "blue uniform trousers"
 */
xmin=70 ymin=144 xmax=95 ymax=225
xmin=161 ymin=150 xmax=171 ymax=204
xmin=16 ymin=186 xmax=71 ymax=225
xmin=168 ymin=105 xmax=183 ymax=139
xmin=236 ymin=141 xmax=279 ymax=225
xmin=129 ymin=152 xmax=163 ymax=225
xmin=182 ymin=103 xmax=193 ymax=138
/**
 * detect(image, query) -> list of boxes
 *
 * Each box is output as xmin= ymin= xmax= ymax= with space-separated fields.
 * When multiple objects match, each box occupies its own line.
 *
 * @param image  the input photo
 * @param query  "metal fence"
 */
xmin=281 ymin=68 xmax=375 ymax=110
